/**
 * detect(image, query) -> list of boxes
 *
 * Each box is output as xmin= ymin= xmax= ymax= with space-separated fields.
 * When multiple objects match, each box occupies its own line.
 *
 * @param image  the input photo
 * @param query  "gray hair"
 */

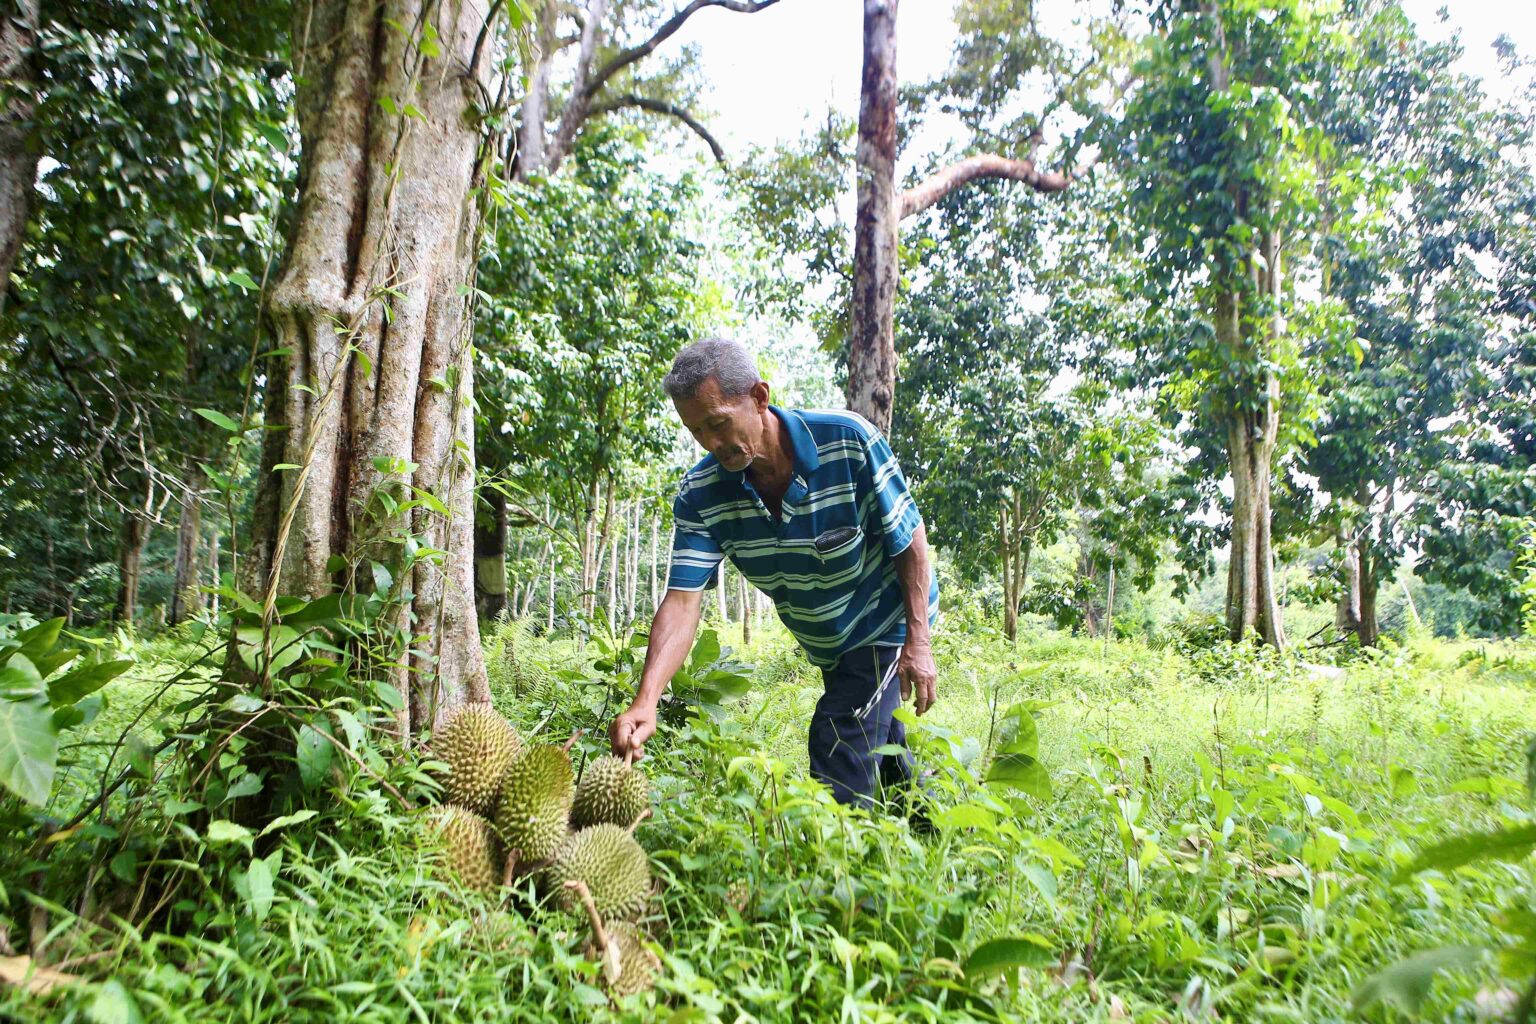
xmin=663 ymin=337 xmax=763 ymax=402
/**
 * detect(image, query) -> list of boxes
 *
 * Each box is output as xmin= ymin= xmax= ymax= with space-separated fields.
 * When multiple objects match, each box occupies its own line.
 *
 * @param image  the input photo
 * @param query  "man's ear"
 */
xmin=751 ymin=379 xmax=771 ymax=412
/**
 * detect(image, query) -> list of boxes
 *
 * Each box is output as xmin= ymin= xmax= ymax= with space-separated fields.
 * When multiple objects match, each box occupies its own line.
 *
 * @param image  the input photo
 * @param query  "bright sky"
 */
xmin=676 ymin=0 xmax=1536 ymax=160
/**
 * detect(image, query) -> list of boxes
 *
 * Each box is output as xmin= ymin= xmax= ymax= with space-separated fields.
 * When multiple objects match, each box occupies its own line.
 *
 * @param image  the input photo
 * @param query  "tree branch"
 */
xmin=899 ymin=153 xmax=1070 ymax=221
xmin=589 ymin=94 xmax=726 ymax=163
xmin=582 ymin=0 xmax=782 ymax=102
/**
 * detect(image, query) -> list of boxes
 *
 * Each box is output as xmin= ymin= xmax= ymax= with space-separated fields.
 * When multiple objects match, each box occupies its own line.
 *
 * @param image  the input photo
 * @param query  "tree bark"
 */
xmin=168 ymin=466 xmax=205 ymax=625
xmin=114 ymin=511 xmax=147 ymax=626
xmin=242 ymin=0 xmax=497 ymax=738
xmin=476 ymin=487 xmax=509 ymax=620
xmin=847 ymin=0 xmax=900 ymax=434
xmin=0 ymin=0 xmax=39 ymax=314
xmin=899 ymin=152 xmax=1068 ymax=219
xmin=208 ymin=532 xmax=221 ymax=616
xmin=1335 ymin=528 xmax=1361 ymax=635
xmin=649 ymin=511 xmax=659 ymax=611
xmin=1358 ymin=551 xmax=1379 ymax=647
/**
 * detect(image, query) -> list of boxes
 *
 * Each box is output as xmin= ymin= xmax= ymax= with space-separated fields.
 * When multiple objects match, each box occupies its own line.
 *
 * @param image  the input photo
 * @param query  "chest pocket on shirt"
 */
xmin=812 ymin=524 xmax=864 ymax=563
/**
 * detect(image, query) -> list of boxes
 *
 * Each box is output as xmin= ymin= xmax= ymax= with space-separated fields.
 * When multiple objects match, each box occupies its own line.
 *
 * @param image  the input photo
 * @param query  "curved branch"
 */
xmin=583 ymin=0 xmax=781 ymax=102
xmin=899 ymin=153 xmax=1070 ymax=221
xmin=589 ymin=94 xmax=726 ymax=163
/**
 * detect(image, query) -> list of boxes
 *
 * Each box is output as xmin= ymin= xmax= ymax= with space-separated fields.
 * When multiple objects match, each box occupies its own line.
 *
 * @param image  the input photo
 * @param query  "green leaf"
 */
xmin=259 ymin=808 xmax=319 ymax=837
xmin=207 ymin=820 xmax=253 ymax=847
xmin=935 ymin=802 xmax=996 ymax=831
xmin=296 ymin=724 xmax=333 ymax=788
xmin=245 ymin=856 xmax=274 ymax=923
xmin=1398 ymin=824 xmax=1536 ymax=881
xmin=194 ymin=408 xmax=244 ymax=433
xmin=0 ymin=653 xmax=44 ymax=700
xmin=963 ymin=934 xmax=1056 ymax=978
xmin=224 ymin=772 xmax=263 ymax=803
xmin=995 ymin=703 xmax=1040 ymax=760
xmin=986 ymin=753 xmax=1052 ymax=799
xmin=86 ymin=978 xmax=142 ymax=1024
xmin=227 ymin=269 xmax=258 ymax=291
xmin=373 ymin=680 xmax=404 ymax=711
xmin=0 ymin=696 xmax=57 ymax=805
xmin=1352 ymin=946 xmax=1484 ymax=1013
xmin=47 ymin=659 xmax=133 ymax=707
xmin=7 ymin=617 xmax=63 ymax=666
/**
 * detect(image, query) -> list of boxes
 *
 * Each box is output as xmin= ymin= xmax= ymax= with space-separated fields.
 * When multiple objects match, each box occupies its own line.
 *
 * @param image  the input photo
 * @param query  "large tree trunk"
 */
xmin=475 ymin=487 xmax=509 ymax=620
xmin=114 ymin=511 xmax=147 ymax=626
xmin=847 ymin=0 xmax=900 ymax=434
xmin=1219 ymin=279 xmax=1286 ymax=648
xmin=242 ymin=0 xmax=496 ymax=738
xmin=0 ymin=0 xmax=39 ymax=314
xmin=168 ymin=466 xmax=205 ymax=625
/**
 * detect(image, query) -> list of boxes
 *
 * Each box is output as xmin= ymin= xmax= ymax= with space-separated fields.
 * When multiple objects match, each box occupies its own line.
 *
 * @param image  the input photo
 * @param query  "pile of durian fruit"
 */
xmin=425 ymin=705 xmax=660 ymax=998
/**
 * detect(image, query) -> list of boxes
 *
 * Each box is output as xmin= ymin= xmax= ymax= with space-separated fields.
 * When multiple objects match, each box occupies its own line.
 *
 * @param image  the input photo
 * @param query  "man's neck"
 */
xmin=746 ymin=410 xmax=793 ymax=498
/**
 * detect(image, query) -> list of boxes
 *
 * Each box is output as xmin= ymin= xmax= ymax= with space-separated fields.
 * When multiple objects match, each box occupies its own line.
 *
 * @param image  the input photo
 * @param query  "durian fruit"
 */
xmin=428 ymin=805 xmax=501 ymax=894
xmin=434 ymin=705 xmax=521 ymax=815
xmin=571 ymin=755 xmax=649 ymax=829
xmin=496 ymin=744 xmax=574 ymax=864
xmin=548 ymin=823 xmax=652 ymax=922
xmin=601 ymin=921 xmax=661 ymax=997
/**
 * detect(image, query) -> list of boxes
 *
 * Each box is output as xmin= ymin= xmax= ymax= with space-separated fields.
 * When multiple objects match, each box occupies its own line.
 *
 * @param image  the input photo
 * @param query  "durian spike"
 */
xmin=565 ymin=880 xmax=623 ymax=985
xmin=626 ymin=808 xmax=652 ymax=836
xmin=502 ymin=847 xmax=521 ymax=887
xmin=562 ymin=730 xmax=585 ymax=753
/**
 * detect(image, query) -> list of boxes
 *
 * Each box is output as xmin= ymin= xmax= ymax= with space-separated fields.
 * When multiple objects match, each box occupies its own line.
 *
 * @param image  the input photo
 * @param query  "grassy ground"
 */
xmin=3 ymin=617 xmax=1533 ymax=1022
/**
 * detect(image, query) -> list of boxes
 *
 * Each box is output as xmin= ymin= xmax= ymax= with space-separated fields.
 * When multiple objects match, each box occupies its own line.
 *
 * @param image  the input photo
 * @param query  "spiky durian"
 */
xmin=434 ymin=705 xmax=521 ymax=815
xmin=571 ymin=755 xmax=649 ymax=829
xmin=428 ymin=805 xmax=500 ymax=893
xmin=496 ymin=744 xmax=574 ymax=863
xmin=592 ymin=922 xmax=661 ymax=997
xmin=549 ymin=823 xmax=651 ymax=921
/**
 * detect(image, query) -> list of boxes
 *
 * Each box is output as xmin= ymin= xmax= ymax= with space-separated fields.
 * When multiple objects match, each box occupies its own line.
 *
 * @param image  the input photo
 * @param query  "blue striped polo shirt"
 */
xmin=666 ymin=406 xmax=940 ymax=668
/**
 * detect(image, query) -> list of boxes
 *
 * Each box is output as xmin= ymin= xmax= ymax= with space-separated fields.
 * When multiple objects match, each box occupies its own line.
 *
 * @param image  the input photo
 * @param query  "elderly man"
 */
xmin=609 ymin=337 xmax=939 ymax=810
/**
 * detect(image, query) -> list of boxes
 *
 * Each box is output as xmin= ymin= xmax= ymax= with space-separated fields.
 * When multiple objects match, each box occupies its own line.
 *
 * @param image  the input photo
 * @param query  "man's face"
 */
xmin=674 ymin=377 xmax=770 ymax=473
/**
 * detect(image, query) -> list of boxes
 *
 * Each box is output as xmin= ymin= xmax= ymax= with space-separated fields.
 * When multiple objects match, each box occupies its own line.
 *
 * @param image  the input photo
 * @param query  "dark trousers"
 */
xmin=808 ymin=644 xmax=913 ymax=808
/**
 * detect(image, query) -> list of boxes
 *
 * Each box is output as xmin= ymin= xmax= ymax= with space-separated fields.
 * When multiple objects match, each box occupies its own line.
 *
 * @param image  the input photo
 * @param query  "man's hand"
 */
xmin=609 ymin=703 xmax=658 ymax=761
xmin=898 ymin=639 xmax=937 ymax=716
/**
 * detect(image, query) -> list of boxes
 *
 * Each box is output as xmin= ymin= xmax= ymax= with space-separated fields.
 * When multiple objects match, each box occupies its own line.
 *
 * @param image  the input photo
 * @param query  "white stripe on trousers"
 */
xmin=854 ymin=646 xmax=903 ymax=721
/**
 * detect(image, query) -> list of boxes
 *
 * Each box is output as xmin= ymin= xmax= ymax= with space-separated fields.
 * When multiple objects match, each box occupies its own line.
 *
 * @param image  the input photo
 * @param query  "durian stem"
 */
xmin=626 ymin=808 xmax=652 ymax=836
xmin=502 ymin=848 xmax=520 ymax=887
xmin=562 ymin=730 xmax=584 ymax=753
xmin=623 ymin=748 xmax=634 ymax=768
xmin=565 ymin=880 xmax=622 ymax=984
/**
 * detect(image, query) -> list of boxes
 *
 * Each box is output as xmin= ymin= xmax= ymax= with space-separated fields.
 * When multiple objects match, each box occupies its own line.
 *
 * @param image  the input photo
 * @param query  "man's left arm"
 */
xmin=893 ymin=522 xmax=937 ymax=715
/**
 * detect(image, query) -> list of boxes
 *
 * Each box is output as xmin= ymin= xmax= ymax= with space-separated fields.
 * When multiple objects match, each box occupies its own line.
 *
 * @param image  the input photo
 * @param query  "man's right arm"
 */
xmin=608 ymin=587 xmax=705 ymax=760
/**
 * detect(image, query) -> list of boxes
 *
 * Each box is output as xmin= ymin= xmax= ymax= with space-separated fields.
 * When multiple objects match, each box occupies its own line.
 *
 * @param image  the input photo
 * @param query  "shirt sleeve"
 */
xmin=862 ymin=426 xmax=924 ymax=558
xmin=665 ymin=486 xmax=725 ymax=592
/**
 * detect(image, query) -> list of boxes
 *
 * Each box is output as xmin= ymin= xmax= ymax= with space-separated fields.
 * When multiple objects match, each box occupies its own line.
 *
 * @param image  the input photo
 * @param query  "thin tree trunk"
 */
xmin=0 ymin=0 xmax=40 ymax=314
xmin=1104 ymin=562 xmax=1116 ymax=640
xmin=847 ymin=0 xmax=900 ymax=434
xmin=476 ymin=487 xmax=509 ymax=620
xmin=649 ymin=511 xmax=659 ymax=611
xmin=1358 ymin=549 xmax=1380 ymax=646
xmin=114 ymin=511 xmax=147 ymax=626
xmin=168 ymin=466 xmax=205 ymax=625
xmin=606 ymin=494 xmax=620 ymax=625
xmin=738 ymin=572 xmax=750 ymax=645
xmin=627 ymin=500 xmax=641 ymax=620
xmin=999 ymin=501 xmax=1017 ymax=642
xmin=208 ymin=532 xmax=221 ymax=616
xmin=716 ymin=560 xmax=729 ymax=625
xmin=242 ymin=0 xmax=497 ymax=738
